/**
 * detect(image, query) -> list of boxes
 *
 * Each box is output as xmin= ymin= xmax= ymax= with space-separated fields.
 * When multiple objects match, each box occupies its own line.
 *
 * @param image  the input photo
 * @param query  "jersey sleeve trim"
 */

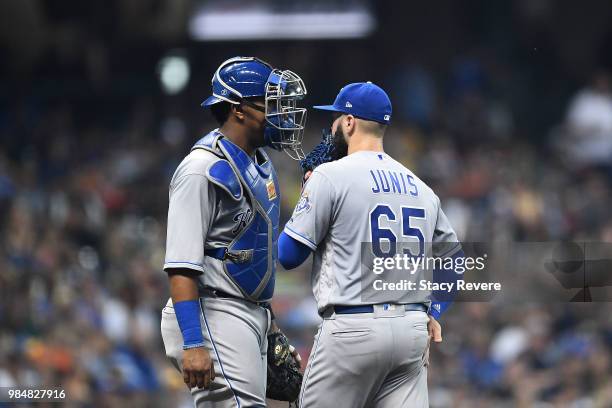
xmin=437 ymin=242 xmax=462 ymax=258
xmin=284 ymin=225 xmax=317 ymax=251
xmin=163 ymin=261 xmax=205 ymax=273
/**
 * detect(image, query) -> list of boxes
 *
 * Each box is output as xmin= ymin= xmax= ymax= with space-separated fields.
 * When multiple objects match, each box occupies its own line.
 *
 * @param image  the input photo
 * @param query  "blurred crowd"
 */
xmin=2 ymin=1 xmax=612 ymax=407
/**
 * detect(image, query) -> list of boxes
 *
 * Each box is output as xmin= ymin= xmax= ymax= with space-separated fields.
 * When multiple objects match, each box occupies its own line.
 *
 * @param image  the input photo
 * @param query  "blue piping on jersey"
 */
xmin=164 ymin=260 xmax=204 ymax=269
xmin=436 ymin=242 xmax=462 ymax=259
xmin=284 ymin=225 xmax=317 ymax=250
xmin=199 ymin=299 xmax=241 ymax=408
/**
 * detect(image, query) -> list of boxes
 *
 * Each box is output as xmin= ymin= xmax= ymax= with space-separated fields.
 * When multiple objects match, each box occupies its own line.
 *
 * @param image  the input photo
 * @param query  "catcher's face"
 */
xmin=239 ymin=98 xmax=267 ymax=147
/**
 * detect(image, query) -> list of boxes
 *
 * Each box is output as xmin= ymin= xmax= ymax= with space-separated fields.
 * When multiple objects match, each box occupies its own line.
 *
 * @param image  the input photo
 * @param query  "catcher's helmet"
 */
xmin=201 ymin=57 xmax=273 ymax=106
xmin=201 ymin=56 xmax=308 ymax=160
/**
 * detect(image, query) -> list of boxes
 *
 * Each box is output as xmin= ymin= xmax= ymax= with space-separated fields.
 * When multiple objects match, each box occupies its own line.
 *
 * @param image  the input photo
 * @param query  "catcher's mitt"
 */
xmin=266 ymin=331 xmax=303 ymax=403
xmin=299 ymin=129 xmax=335 ymax=176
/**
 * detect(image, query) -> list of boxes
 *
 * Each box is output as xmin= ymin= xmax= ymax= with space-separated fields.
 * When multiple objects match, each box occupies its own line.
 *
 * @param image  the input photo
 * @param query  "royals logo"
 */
xmin=266 ymin=180 xmax=277 ymax=200
xmin=232 ymin=209 xmax=253 ymax=234
xmin=294 ymin=192 xmax=311 ymax=215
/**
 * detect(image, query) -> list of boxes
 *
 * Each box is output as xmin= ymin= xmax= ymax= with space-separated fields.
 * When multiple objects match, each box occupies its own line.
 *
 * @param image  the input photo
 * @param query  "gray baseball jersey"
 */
xmin=163 ymin=148 xmax=252 ymax=298
xmin=284 ymin=150 xmax=460 ymax=312
xmin=162 ymin=143 xmax=273 ymax=407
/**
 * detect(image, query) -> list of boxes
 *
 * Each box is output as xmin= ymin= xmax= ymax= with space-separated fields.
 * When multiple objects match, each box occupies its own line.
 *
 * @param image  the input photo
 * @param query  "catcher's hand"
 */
xmin=299 ymin=129 xmax=335 ymax=178
xmin=182 ymin=347 xmax=215 ymax=389
xmin=266 ymin=331 xmax=303 ymax=403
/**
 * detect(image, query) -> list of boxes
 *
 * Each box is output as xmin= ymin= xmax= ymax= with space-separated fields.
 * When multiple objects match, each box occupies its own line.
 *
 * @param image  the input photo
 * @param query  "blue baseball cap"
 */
xmin=313 ymin=82 xmax=392 ymax=125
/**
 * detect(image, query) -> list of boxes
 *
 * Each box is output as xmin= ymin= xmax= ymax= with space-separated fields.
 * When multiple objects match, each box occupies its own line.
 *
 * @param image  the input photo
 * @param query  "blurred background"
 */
xmin=1 ymin=0 xmax=612 ymax=407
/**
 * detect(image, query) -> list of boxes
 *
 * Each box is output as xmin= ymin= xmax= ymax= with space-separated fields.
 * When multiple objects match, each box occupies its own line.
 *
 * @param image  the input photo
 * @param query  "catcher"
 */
xmin=160 ymin=57 xmax=304 ymax=407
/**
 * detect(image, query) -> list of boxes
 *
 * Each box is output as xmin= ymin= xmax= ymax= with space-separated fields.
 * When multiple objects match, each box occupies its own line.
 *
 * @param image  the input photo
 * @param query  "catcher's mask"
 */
xmin=263 ymin=69 xmax=307 ymax=160
xmin=202 ymin=56 xmax=307 ymax=160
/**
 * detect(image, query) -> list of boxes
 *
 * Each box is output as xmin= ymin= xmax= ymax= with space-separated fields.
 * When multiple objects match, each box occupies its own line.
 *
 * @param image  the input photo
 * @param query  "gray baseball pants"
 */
xmin=299 ymin=305 xmax=430 ymax=408
xmin=161 ymin=297 xmax=271 ymax=408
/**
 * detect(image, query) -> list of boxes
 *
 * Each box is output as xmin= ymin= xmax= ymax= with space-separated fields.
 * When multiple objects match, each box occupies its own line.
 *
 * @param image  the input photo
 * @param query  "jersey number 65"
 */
xmin=369 ymin=205 xmax=425 ymax=258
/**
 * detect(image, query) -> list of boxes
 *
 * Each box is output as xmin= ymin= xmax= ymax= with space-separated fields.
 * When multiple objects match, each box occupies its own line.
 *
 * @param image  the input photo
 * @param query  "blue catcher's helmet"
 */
xmin=201 ymin=57 xmax=273 ymax=107
xmin=202 ymin=57 xmax=308 ymax=160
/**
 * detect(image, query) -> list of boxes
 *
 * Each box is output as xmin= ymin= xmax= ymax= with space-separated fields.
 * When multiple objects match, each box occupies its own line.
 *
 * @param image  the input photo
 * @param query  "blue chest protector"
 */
xmin=192 ymin=130 xmax=280 ymax=302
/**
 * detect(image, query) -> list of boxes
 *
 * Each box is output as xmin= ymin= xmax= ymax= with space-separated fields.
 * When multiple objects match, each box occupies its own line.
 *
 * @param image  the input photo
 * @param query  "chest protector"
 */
xmin=192 ymin=130 xmax=280 ymax=302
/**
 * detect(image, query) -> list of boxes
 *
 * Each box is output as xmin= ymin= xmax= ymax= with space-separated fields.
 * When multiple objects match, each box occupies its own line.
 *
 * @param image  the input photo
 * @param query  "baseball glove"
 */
xmin=266 ymin=331 xmax=303 ymax=403
xmin=299 ymin=129 xmax=335 ymax=176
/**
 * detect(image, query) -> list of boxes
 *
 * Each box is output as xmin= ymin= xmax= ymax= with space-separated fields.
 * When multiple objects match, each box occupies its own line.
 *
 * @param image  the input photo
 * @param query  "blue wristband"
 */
xmin=429 ymin=303 xmax=442 ymax=320
xmin=174 ymin=300 xmax=205 ymax=348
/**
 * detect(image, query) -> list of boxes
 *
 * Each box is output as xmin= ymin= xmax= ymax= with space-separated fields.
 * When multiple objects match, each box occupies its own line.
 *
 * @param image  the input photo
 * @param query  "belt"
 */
xmin=200 ymin=287 xmax=270 ymax=309
xmin=204 ymin=247 xmax=252 ymax=263
xmin=333 ymin=303 xmax=428 ymax=315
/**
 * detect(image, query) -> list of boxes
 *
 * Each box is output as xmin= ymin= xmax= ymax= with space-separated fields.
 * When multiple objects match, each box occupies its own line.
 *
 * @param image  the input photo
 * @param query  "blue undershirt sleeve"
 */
xmin=429 ymin=249 xmax=465 ymax=320
xmin=278 ymin=230 xmax=312 ymax=270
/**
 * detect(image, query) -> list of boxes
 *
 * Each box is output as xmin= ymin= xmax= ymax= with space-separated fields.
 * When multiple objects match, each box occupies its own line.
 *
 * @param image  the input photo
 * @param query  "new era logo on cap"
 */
xmin=313 ymin=81 xmax=392 ymax=125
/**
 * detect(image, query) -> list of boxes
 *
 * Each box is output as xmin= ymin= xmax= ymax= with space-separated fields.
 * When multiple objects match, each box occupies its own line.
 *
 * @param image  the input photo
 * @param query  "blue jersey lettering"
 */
xmin=370 ymin=169 xmax=419 ymax=197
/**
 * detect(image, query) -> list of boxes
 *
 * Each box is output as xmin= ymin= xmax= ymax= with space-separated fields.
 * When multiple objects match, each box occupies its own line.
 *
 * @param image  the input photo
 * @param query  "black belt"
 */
xmin=204 ymin=248 xmax=252 ymax=263
xmin=333 ymin=303 xmax=428 ymax=315
xmin=200 ymin=287 xmax=270 ymax=309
